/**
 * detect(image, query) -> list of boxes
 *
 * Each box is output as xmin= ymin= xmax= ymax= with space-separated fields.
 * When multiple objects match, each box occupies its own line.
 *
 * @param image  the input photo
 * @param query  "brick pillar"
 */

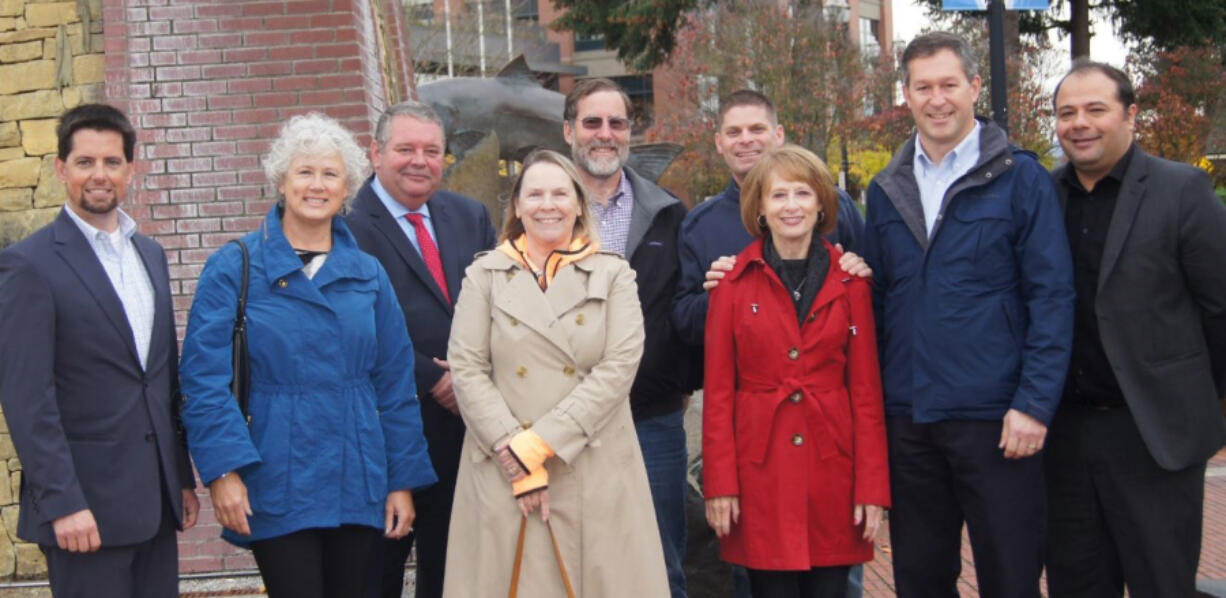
xmin=100 ymin=0 xmax=414 ymax=574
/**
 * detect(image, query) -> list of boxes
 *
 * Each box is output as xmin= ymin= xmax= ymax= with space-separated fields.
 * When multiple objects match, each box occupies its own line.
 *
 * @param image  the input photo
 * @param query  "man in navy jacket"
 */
xmin=347 ymin=101 xmax=497 ymax=598
xmin=860 ymin=33 xmax=1073 ymax=598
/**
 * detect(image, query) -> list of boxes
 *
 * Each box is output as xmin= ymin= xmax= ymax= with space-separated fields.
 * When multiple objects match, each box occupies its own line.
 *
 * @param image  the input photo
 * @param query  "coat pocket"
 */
xmin=950 ymin=198 xmax=1016 ymax=285
xmin=245 ymin=393 xmax=291 ymax=515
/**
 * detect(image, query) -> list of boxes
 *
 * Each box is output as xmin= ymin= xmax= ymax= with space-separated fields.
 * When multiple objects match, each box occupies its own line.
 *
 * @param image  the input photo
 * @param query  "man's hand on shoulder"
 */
xmin=703 ymin=256 xmax=737 ymax=292
xmin=53 ymin=509 xmax=100 ymax=553
xmin=836 ymin=244 xmax=872 ymax=279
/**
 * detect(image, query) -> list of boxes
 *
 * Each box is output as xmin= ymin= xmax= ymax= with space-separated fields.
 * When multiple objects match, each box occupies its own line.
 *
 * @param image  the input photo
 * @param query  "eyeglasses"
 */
xmin=578 ymin=116 xmax=631 ymax=132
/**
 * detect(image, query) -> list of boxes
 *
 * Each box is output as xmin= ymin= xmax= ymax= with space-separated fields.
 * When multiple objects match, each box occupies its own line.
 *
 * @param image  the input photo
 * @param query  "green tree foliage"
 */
xmin=548 ymin=0 xmax=701 ymax=71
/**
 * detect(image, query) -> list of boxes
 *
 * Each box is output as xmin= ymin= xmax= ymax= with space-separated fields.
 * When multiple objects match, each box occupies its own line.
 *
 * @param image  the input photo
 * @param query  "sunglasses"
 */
xmin=578 ymin=116 xmax=631 ymax=132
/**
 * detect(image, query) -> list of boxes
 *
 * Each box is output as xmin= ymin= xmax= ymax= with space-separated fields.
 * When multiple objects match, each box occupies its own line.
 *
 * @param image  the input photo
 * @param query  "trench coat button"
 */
xmin=1005 ymin=158 xmax=1014 ymax=166
xmin=277 ymin=278 xmax=288 ymax=288
xmin=792 ymin=434 xmax=804 ymax=446
xmin=788 ymin=347 xmax=800 ymax=360
xmin=985 ymin=172 xmax=993 ymax=179
xmin=144 ymin=432 xmax=155 ymax=443
xmin=789 ymin=392 xmax=802 ymax=403
xmin=516 ymin=366 xmax=527 ymax=378
xmin=563 ymin=365 xmax=575 ymax=376
xmin=509 ymin=317 xmax=518 ymax=326
xmin=575 ymin=313 xmax=585 ymax=325
xmin=521 ymin=420 xmax=533 ymax=430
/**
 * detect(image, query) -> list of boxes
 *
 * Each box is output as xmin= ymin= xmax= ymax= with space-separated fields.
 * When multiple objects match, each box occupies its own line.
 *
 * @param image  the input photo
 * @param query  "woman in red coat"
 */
xmin=703 ymin=144 xmax=889 ymax=598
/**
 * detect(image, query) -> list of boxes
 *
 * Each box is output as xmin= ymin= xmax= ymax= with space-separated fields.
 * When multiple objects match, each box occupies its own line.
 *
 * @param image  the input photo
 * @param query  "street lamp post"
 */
xmin=824 ymin=0 xmax=851 ymax=191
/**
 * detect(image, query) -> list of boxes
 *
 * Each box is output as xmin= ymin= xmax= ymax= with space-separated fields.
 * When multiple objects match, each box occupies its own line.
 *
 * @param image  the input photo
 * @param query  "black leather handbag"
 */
xmin=229 ymin=239 xmax=251 ymax=424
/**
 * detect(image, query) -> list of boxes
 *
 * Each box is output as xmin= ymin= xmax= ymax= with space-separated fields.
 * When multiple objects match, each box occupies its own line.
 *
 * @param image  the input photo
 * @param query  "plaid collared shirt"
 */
xmin=64 ymin=206 xmax=156 ymax=370
xmin=589 ymin=170 xmax=634 ymax=256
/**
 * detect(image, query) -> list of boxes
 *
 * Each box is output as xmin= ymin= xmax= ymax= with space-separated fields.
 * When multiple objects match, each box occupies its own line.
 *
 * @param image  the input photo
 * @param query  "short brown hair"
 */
xmin=740 ymin=144 xmax=838 ymax=238
xmin=718 ymin=89 xmax=777 ymax=128
xmin=563 ymin=78 xmax=632 ymax=123
xmin=501 ymin=149 xmax=600 ymax=245
xmin=900 ymin=31 xmax=978 ymax=86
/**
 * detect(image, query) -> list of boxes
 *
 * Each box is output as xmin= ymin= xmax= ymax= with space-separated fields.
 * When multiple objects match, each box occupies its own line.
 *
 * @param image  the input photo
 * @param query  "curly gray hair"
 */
xmin=263 ymin=112 xmax=370 ymax=214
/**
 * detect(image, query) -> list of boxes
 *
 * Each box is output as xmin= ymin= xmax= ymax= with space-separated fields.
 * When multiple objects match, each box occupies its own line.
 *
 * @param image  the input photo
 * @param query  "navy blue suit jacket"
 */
xmin=345 ymin=179 xmax=496 ymax=488
xmin=0 ymin=208 xmax=194 ymax=548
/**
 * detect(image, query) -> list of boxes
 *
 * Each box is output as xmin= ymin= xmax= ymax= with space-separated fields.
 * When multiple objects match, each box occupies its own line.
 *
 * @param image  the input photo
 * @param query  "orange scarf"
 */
xmin=498 ymin=234 xmax=598 ymax=290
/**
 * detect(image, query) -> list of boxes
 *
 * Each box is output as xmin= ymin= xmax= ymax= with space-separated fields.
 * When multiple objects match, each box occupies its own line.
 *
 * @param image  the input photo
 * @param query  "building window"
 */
xmin=859 ymin=17 xmax=881 ymax=56
xmin=574 ymin=32 xmax=606 ymax=52
xmin=610 ymin=75 xmax=653 ymax=132
xmin=512 ymin=0 xmax=539 ymax=22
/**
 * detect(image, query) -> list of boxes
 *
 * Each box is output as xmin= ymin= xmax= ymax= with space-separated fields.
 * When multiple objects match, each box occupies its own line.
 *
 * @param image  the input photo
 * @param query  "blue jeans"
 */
xmin=635 ymin=410 xmax=689 ymax=598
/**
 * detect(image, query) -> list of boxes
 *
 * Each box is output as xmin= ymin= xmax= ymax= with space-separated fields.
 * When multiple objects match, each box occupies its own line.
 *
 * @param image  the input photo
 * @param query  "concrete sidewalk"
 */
xmin=859 ymin=448 xmax=1226 ymax=597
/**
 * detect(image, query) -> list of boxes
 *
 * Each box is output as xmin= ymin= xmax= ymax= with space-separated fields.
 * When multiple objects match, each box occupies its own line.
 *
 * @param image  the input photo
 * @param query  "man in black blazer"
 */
xmin=0 ymin=104 xmax=198 ymax=597
xmin=1046 ymin=60 xmax=1226 ymax=597
xmin=347 ymin=100 xmax=496 ymax=598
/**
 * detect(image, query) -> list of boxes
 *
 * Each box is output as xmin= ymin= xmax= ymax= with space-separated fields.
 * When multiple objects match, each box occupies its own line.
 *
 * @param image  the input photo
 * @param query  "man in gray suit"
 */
xmin=1046 ymin=60 xmax=1226 ymax=597
xmin=0 ymin=104 xmax=198 ymax=597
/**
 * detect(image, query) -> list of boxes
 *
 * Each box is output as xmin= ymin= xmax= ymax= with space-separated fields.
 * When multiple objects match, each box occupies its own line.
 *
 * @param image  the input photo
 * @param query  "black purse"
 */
xmin=228 ymin=239 xmax=251 ymax=425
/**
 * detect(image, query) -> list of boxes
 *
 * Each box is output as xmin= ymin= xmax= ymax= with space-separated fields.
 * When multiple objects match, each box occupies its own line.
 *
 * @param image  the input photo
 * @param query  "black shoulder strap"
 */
xmin=228 ymin=239 xmax=250 ymax=420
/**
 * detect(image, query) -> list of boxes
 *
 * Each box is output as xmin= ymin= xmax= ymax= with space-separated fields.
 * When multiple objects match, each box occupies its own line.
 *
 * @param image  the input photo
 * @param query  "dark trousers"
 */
xmin=252 ymin=525 xmax=381 ymax=598
xmin=886 ymin=417 xmax=1044 ymax=598
xmin=747 ymin=566 xmax=851 ymax=598
xmin=42 ymin=499 xmax=179 ymax=598
xmin=1045 ymin=404 xmax=1205 ymax=598
xmin=636 ymin=409 xmax=690 ymax=598
xmin=369 ymin=482 xmax=455 ymax=598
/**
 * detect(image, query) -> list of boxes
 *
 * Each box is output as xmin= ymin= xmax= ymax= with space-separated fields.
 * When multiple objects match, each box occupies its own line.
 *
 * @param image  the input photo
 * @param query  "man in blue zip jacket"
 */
xmin=860 ymin=32 xmax=1074 ymax=598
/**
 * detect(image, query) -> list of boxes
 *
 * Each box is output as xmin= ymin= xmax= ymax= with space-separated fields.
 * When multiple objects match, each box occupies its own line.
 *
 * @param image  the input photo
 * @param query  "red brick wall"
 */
xmin=100 ymin=0 xmax=412 ymax=574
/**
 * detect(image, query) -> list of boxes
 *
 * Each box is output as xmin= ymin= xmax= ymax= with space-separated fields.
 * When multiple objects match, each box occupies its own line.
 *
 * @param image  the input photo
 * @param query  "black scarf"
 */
xmin=763 ymin=235 xmax=829 ymax=325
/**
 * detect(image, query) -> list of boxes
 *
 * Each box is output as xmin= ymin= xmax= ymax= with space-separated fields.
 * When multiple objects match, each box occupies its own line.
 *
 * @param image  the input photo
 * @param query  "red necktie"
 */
xmin=406 ymin=213 xmax=450 ymax=303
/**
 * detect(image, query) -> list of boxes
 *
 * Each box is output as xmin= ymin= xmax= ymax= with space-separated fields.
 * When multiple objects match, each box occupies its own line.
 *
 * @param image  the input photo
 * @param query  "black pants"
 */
xmin=252 ymin=525 xmax=381 ymax=598
xmin=746 ymin=566 xmax=850 ymax=598
xmin=368 ymin=482 xmax=455 ymax=598
xmin=886 ymin=417 xmax=1044 ymax=598
xmin=42 ymin=496 xmax=179 ymax=598
xmin=1045 ymin=404 xmax=1205 ymax=598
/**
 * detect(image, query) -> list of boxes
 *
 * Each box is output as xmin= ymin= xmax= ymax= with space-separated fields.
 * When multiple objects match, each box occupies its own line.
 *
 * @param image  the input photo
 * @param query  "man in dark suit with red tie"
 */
xmin=347 ymin=100 xmax=497 ymax=598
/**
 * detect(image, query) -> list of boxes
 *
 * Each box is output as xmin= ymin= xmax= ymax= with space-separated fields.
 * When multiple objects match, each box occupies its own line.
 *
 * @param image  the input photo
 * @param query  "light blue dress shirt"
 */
xmin=913 ymin=121 xmax=981 ymax=236
xmin=371 ymin=177 xmax=438 ymax=255
xmin=63 ymin=205 xmax=155 ymax=370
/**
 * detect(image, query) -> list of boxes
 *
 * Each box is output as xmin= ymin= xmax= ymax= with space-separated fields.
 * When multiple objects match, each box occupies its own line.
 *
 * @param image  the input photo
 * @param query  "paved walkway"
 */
xmin=6 ymin=449 xmax=1223 ymax=598
xmin=859 ymin=448 xmax=1226 ymax=597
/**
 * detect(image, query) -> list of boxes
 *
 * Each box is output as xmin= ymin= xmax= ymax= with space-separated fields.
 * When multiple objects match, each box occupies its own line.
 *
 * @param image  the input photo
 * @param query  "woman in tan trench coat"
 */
xmin=443 ymin=150 xmax=669 ymax=598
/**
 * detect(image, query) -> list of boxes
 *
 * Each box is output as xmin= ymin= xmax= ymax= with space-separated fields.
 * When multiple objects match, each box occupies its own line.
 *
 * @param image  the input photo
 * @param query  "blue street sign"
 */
xmin=943 ymin=0 xmax=1049 ymax=9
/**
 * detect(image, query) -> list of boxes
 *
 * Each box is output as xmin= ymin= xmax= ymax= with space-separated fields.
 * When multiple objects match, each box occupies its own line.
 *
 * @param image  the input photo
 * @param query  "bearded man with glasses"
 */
xmin=561 ymin=78 xmax=694 ymax=598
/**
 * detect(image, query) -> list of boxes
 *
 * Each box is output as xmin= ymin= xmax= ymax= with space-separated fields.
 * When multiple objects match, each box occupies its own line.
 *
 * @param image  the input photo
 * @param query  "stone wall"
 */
xmin=0 ymin=0 xmax=104 ymax=580
xmin=0 ymin=0 xmax=103 ymax=250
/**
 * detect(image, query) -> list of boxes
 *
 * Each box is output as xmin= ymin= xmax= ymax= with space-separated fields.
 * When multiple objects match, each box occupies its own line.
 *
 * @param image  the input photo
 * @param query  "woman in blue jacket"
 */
xmin=180 ymin=113 xmax=436 ymax=598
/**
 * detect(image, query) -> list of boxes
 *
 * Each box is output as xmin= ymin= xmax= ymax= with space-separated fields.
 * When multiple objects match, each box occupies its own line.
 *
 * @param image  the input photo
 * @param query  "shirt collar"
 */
xmin=608 ymin=169 xmax=633 ymax=207
xmin=914 ymin=120 xmax=981 ymax=173
xmin=372 ymin=176 xmax=431 ymax=221
xmin=64 ymin=204 xmax=138 ymax=242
